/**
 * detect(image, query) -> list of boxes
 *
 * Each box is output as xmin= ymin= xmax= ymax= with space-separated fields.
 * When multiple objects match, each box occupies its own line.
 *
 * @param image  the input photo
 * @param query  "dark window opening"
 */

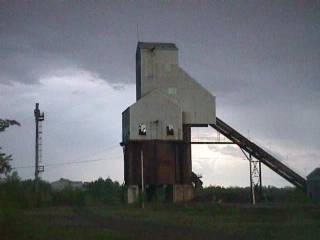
xmin=167 ymin=125 xmax=174 ymax=135
xmin=139 ymin=124 xmax=147 ymax=135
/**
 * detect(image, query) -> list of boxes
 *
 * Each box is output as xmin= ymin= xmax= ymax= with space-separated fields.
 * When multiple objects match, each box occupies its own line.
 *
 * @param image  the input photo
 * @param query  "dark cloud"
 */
xmin=1 ymin=1 xmax=319 ymax=89
xmin=0 ymin=1 xmax=135 ymax=84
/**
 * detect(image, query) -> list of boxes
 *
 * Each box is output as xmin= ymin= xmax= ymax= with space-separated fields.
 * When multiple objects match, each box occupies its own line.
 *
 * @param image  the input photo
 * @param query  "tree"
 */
xmin=0 ymin=119 xmax=20 ymax=132
xmin=0 ymin=148 xmax=12 ymax=178
xmin=0 ymin=119 xmax=20 ymax=179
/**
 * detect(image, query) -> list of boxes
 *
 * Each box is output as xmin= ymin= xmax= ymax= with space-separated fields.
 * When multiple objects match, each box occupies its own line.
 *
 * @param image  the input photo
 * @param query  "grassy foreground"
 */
xmin=1 ymin=203 xmax=320 ymax=240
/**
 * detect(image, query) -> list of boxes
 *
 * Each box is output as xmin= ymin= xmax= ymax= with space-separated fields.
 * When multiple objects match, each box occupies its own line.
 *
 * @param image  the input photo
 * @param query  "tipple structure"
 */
xmin=121 ymin=42 xmax=215 ymax=202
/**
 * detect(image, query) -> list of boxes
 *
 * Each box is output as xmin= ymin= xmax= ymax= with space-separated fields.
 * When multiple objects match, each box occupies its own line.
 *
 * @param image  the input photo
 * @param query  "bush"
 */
xmin=0 ymin=178 xmax=52 ymax=209
xmin=85 ymin=177 xmax=123 ymax=205
xmin=51 ymin=187 xmax=86 ymax=206
xmin=200 ymin=185 xmax=310 ymax=204
xmin=0 ymin=176 xmax=124 ymax=210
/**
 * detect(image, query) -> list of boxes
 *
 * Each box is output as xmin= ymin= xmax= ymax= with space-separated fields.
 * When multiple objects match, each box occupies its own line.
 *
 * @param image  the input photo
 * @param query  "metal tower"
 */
xmin=249 ymin=158 xmax=262 ymax=204
xmin=241 ymin=150 xmax=262 ymax=204
xmin=34 ymin=103 xmax=44 ymax=180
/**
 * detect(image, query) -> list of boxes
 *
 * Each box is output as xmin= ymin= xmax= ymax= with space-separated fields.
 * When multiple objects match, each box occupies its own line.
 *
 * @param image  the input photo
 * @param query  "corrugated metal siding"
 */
xmin=124 ymin=140 xmax=192 ymax=185
xmin=307 ymin=169 xmax=320 ymax=203
xmin=122 ymin=108 xmax=130 ymax=143
xmin=128 ymin=90 xmax=183 ymax=141
xmin=136 ymin=42 xmax=215 ymax=125
xmin=136 ymin=47 xmax=141 ymax=100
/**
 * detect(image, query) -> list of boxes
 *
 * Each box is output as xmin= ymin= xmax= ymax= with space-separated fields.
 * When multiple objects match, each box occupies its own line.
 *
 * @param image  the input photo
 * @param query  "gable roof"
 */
xmin=307 ymin=168 xmax=320 ymax=180
xmin=129 ymin=88 xmax=182 ymax=111
xmin=137 ymin=42 xmax=178 ymax=51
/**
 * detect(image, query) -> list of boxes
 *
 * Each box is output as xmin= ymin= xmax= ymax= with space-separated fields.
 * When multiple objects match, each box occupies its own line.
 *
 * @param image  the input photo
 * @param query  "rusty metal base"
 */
xmin=123 ymin=140 xmax=192 ymax=186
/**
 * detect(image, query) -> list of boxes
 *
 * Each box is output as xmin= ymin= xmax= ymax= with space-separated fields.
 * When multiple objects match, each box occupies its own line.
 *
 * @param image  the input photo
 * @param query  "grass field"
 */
xmin=1 ymin=203 xmax=320 ymax=240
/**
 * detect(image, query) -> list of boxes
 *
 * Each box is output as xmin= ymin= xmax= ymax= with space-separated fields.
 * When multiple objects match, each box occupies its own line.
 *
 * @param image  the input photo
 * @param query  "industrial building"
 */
xmin=122 ymin=42 xmax=316 ymax=203
xmin=51 ymin=178 xmax=84 ymax=191
xmin=122 ymin=42 xmax=215 ymax=202
xmin=307 ymin=168 xmax=320 ymax=203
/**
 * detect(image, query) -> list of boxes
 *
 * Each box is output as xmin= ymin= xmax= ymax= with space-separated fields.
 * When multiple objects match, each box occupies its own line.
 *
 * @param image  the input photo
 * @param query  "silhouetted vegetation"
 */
xmin=86 ymin=177 xmax=123 ymax=205
xmin=0 ymin=175 xmax=123 ymax=210
xmin=0 ymin=119 xmax=20 ymax=179
xmin=0 ymin=172 xmax=311 ymax=211
xmin=200 ymin=185 xmax=310 ymax=204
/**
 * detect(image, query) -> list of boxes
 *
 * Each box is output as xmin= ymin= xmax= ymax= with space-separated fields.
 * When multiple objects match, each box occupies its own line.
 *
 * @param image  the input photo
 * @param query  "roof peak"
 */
xmin=137 ymin=42 xmax=178 ymax=50
xmin=307 ymin=168 xmax=320 ymax=179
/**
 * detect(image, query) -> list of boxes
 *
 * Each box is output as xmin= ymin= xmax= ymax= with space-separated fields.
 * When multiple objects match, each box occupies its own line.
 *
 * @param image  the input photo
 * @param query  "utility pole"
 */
xmin=34 ymin=103 xmax=44 ymax=181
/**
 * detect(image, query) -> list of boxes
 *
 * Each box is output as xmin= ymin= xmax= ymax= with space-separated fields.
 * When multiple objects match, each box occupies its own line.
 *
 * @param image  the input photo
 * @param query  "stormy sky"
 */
xmin=0 ymin=0 xmax=319 ymax=187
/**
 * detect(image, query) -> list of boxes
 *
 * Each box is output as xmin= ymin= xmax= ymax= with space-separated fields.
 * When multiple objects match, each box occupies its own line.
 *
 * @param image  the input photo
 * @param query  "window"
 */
xmin=166 ymin=124 xmax=174 ymax=135
xmin=164 ymin=64 xmax=172 ymax=72
xmin=139 ymin=124 xmax=147 ymax=135
xmin=168 ymin=87 xmax=177 ymax=96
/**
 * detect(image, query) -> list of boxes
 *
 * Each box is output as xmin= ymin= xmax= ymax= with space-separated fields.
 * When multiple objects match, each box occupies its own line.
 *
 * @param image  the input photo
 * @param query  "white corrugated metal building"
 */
xmin=123 ymin=42 xmax=215 ymax=143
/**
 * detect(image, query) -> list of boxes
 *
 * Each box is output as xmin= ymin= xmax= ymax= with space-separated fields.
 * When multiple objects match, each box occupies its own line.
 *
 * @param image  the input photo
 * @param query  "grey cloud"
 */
xmin=208 ymin=145 xmax=243 ymax=159
xmin=71 ymin=90 xmax=86 ymax=96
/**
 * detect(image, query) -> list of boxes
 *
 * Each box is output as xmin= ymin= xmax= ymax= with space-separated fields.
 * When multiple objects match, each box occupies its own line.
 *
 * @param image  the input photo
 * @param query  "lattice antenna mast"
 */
xmin=34 ymin=103 xmax=44 ymax=180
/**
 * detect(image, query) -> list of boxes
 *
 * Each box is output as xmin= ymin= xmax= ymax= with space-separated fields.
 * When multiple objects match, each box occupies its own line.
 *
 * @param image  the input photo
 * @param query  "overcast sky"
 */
xmin=0 ymin=0 xmax=319 ymax=187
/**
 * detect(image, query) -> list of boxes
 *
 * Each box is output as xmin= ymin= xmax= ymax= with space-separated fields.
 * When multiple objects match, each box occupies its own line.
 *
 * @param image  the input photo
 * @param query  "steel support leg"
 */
xmin=240 ymin=148 xmax=262 ymax=204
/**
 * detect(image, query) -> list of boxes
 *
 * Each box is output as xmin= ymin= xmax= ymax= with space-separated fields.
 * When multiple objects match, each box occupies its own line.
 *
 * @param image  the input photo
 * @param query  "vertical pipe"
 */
xmin=141 ymin=149 xmax=144 ymax=208
xmin=249 ymin=157 xmax=252 ymax=203
xmin=259 ymin=160 xmax=262 ymax=195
